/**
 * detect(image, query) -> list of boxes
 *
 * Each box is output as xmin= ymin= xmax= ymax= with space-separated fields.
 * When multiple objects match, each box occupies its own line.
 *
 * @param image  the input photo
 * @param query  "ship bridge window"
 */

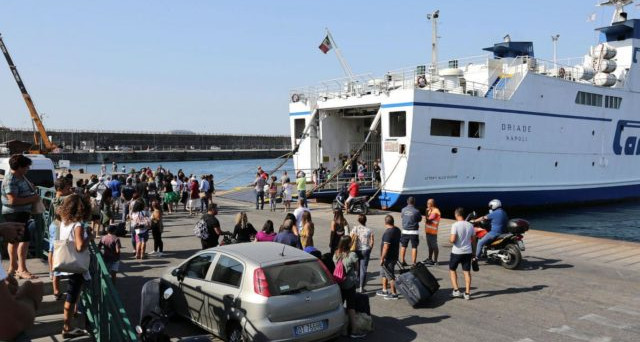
xmin=294 ymin=118 xmax=306 ymax=138
xmin=575 ymin=91 xmax=603 ymax=107
xmin=468 ymin=121 xmax=485 ymax=138
xmin=389 ymin=111 xmax=406 ymax=137
xmin=431 ymin=119 xmax=463 ymax=137
xmin=605 ymin=95 xmax=622 ymax=109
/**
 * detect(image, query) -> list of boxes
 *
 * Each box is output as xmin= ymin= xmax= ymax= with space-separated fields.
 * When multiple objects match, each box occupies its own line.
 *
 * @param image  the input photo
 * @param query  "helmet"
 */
xmin=488 ymin=199 xmax=502 ymax=210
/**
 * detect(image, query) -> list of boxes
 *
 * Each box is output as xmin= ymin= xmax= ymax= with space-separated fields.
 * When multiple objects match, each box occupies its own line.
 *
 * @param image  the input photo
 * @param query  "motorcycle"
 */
xmin=466 ymin=212 xmax=529 ymax=270
xmin=136 ymin=279 xmax=212 ymax=342
xmin=332 ymin=185 xmax=369 ymax=214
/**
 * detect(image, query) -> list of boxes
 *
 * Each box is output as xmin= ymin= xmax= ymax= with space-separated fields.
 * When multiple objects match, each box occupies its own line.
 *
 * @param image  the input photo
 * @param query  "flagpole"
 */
xmin=326 ymin=28 xmax=355 ymax=81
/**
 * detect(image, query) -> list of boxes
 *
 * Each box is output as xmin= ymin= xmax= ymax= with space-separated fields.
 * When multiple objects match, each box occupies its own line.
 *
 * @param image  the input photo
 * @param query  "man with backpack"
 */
xmin=196 ymin=203 xmax=223 ymax=249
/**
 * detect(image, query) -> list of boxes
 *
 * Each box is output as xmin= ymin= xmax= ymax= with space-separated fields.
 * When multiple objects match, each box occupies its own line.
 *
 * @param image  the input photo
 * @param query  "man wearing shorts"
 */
xmin=377 ymin=215 xmax=401 ymax=300
xmin=449 ymin=208 xmax=476 ymax=300
xmin=399 ymin=197 xmax=421 ymax=266
xmin=424 ymin=198 xmax=441 ymax=266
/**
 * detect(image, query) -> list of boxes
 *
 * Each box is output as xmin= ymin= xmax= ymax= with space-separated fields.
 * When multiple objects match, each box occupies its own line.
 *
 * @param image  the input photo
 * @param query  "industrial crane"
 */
xmin=0 ymin=33 xmax=56 ymax=154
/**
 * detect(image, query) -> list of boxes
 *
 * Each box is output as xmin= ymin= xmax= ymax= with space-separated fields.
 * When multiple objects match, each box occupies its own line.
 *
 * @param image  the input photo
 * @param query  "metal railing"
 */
xmin=35 ymin=186 xmax=138 ymax=342
xmin=82 ymin=241 xmax=139 ymax=342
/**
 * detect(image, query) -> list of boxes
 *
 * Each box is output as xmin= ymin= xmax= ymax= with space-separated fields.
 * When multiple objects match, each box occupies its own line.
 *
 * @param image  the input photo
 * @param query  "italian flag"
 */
xmin=318 ymin=35 xmax=332 ymax=54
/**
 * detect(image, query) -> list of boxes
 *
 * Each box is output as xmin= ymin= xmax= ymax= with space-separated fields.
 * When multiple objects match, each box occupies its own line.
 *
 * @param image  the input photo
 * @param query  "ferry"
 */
xmin=288 ymin=0 xmax=640 ymax=210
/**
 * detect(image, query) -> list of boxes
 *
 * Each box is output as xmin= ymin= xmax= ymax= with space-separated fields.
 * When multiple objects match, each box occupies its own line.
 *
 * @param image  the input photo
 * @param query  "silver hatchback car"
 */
xmin=161 ymin=242 xmax=346 ymax=341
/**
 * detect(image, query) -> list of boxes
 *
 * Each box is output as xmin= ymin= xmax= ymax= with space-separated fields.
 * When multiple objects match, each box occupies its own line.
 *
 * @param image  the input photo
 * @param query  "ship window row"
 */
xmin=575 ymin=91 xmax=602 ymax=107
xmin=431 ymin=119 xmax=485 ymax=139
xmin=575 ymin=91 xmax=622 ymax=109
xmin=605 ymin=95 xmax=622 ymax=109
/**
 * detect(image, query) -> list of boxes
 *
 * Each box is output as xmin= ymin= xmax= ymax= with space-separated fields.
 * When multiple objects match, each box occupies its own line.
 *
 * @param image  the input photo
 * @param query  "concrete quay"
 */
xmin=11 ymin=197 xmax=640 ymax=342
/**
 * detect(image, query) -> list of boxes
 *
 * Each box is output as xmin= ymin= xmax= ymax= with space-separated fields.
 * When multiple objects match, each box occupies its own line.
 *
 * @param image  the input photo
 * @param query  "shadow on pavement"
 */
xmin=518 ymin=257 xmax=575 ymax=271
xmin=359 ymin=314 xmax=450 ymax=341
xmin=471 ymin=284 xmax=548 ymax=299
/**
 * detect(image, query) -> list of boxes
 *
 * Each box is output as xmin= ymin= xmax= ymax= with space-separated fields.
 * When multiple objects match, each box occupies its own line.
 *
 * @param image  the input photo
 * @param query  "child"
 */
xmin=268 ymin=176 xmax=278 ymax=212
xmin=282 ymin=181 xmax=293 ymax=212
xmin=98 ymin=225 xmax=121 ymax=282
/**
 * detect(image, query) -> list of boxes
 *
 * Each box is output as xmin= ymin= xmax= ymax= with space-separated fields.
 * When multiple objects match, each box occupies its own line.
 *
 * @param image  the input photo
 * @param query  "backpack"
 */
xmin=333 ymin=258 xmax=346 ymax=283
xmin=193 ymin=219 xmax=209 ymax=240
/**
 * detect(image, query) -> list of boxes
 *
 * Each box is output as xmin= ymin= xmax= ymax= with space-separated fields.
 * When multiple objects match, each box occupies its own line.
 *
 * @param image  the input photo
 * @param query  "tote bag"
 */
xmin=53 ymin=224 xmax=90 ymax=274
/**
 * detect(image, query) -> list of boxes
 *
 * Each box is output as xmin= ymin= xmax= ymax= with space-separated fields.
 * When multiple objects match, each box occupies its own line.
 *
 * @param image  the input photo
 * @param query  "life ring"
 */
xmin=417 ymin=75 xmax=427 ymax=88
xmin=558 ymin=68 xmax=566 ymax=78
xmin=291 ymin=93 xmax=300 ymax=103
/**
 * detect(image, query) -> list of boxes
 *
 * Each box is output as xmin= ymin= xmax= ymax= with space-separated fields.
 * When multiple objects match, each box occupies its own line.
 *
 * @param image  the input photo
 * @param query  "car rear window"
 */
xmin=263 ymin=261 xmax=332 ymax=296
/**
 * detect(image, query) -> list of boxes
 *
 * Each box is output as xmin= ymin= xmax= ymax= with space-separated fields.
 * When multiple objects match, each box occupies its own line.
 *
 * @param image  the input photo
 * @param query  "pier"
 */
xmin=11 ymin=197 xmax=640 ymax=342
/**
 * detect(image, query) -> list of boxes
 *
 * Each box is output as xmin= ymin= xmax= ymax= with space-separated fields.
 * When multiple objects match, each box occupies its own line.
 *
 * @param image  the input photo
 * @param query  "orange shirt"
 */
xmin=425 ymin=208 xmax=441 ymax=235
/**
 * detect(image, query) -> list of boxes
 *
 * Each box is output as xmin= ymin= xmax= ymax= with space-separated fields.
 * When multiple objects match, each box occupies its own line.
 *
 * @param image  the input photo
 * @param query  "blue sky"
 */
xmin=0 ymin=0 xmax=627 ymax=135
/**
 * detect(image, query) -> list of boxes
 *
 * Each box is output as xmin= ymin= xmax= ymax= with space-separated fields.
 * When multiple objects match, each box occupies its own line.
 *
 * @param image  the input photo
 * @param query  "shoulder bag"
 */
xmin=53 ymin=224 xmax=90 ymax=273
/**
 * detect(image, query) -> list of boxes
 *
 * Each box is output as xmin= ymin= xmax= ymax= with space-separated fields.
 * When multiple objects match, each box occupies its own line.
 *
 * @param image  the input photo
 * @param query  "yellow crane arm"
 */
xmin=0 ymin=33 xmax=55 ymax=152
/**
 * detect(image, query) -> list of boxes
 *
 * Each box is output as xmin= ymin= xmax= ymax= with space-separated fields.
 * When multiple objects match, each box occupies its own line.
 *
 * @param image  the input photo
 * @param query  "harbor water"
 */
xmin=72 ymin=158 xmax=640 ymax=243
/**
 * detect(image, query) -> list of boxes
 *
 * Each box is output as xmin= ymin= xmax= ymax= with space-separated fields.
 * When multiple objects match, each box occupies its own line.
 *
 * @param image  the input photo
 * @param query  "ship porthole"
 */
xmin=477 ymin=146 xmax=481 ymax=151
xmin=555 ymin=161 xmax=558 ymax=167
xmin=451 ymin=148 xmax=458 ymax=154
xmin=592 ymin=130 xmax=595 ymax=136
xmin=592 ymin=162 xmax=595 ymax=166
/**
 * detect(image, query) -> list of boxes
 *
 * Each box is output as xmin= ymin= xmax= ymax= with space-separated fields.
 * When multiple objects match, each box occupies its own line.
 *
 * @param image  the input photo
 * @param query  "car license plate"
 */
xmin=517 ymin=240 xmax=525 ymax=251
xmin=294 ymin=320 xmax=327 ymax=336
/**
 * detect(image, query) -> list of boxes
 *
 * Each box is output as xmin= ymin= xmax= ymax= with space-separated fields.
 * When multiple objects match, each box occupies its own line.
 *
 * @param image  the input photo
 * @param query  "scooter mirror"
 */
xmin=163 ymin=288 xmax=174 ymax=300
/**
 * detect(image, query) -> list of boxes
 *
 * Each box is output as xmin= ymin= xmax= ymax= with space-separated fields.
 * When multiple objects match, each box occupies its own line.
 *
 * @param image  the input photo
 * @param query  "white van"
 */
xmin=0 ymin=154 xmax=56 ymax=188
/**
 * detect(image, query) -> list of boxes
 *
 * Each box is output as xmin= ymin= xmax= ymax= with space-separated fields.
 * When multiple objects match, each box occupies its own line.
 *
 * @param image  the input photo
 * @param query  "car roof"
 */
xmin=208 ymin=242 xmax=316 ymax=266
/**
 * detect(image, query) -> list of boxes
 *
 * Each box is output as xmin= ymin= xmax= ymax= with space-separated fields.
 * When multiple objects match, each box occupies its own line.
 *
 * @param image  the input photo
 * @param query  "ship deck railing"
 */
xmin=290 ymin=54 xmax=629 ymax=105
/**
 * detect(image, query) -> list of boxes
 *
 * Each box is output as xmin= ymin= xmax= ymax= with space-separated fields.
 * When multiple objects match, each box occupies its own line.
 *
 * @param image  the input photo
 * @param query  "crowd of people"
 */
xmin=0 ymin=153 xmax=508 ymax=340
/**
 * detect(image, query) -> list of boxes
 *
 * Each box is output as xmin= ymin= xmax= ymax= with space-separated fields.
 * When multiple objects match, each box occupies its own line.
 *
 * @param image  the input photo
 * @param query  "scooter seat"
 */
xmin=490 ymin=233 xmax=513 ymax=246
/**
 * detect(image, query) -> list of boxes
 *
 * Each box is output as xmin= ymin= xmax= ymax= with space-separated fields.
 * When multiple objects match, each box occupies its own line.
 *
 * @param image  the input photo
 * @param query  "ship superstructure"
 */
xmin=289 ymin=1 xmax=640 ymax=209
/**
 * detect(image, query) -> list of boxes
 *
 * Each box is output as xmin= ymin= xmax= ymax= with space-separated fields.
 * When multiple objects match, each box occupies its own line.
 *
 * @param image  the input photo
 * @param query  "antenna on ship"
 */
xmin=427 ymin=10 xmax=440 ymax=77
xmin=599 ymin=0 xmax=633 ymax=23
xmin=324 ymin=28 xmax=355 ymax=82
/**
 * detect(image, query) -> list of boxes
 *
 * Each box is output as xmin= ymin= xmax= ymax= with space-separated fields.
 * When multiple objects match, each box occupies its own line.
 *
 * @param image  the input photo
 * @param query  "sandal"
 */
xmin=15 ymin=270 xmax=39 ymax=280
xmin=62 ymin=328 xmax=88 ymax=338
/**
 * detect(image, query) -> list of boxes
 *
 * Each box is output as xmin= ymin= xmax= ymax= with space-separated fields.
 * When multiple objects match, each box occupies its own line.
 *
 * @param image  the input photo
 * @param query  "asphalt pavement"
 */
xmin=108 ymin=197 xmax=640 ymax=342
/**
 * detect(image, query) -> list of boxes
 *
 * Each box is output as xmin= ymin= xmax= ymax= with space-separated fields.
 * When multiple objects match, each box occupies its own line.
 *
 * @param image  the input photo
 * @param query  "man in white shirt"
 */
xmin=449 ymin=207 xmax=476 ymax=300
xmin=292 ymin=198 xmax=310 ymax=234
xmin=199 ymin=175 xmax=210 ymax=212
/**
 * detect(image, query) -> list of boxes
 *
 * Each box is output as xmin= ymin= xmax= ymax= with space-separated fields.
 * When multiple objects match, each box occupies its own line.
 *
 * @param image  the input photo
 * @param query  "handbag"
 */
xmin=53 ymin=224 xmax=90 ymax=274
xmin=31 ymin=198 xmax=45 ymax=215
xmin=25 ymin=176 xmax=45 ymax=215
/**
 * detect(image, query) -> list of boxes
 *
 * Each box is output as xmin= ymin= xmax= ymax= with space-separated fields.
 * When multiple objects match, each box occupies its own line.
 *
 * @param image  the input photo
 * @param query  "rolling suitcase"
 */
xmin=411 ymin=262 xmax=440 ymax=294
xmin=395 ymin=271 xmax=432 ymax=307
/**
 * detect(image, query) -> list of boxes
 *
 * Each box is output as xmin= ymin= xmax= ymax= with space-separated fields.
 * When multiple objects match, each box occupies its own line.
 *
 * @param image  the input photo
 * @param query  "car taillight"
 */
xmin=317 ymin=260 xmax=335 ymax=284
xmin=253 ymin=268 xmax=271 ymax=297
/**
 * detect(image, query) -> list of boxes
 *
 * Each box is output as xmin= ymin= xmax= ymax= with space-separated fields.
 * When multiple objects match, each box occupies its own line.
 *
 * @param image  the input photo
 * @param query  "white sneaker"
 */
xmin=451 ymin=289 xmax=462 ymax=298
xmin=156 ymin=252 xmax=163 ymax=257
xmin=463 ymin=293 xmax=470 ymax=300
xmin=148 ymin=251 xmax=156 ymax=255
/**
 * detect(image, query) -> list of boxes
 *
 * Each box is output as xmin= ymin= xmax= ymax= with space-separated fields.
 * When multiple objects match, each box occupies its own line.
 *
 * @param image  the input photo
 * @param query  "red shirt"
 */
xmin=348 ymin=182 xmax=359 ymax=197
xmin=190 ymin=180 xmax=199 ymax=199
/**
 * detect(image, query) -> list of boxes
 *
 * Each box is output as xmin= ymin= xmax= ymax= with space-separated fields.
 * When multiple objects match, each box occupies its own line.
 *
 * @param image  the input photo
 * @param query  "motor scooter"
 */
xmin=466 ymin=212 xmax=529 ymax=269
xmin=136 ymin=279 xmax=213 ymax=342
xmin=332 ymin=185 xmax=369 ymax=214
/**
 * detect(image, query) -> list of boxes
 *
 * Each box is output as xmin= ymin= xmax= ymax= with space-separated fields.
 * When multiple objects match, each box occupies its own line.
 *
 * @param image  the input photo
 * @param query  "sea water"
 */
xmin=72 ymin=158 xmax=640 ymax=242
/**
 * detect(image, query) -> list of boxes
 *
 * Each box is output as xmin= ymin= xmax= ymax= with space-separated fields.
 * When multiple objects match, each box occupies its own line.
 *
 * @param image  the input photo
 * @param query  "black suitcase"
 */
xmin=395 ymin=272 xmax=432 ymax=307
xmin=411 ymin=262 xmax=440 ymax=294
xmin=354 ymin=293 xmax=370 ymax=315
